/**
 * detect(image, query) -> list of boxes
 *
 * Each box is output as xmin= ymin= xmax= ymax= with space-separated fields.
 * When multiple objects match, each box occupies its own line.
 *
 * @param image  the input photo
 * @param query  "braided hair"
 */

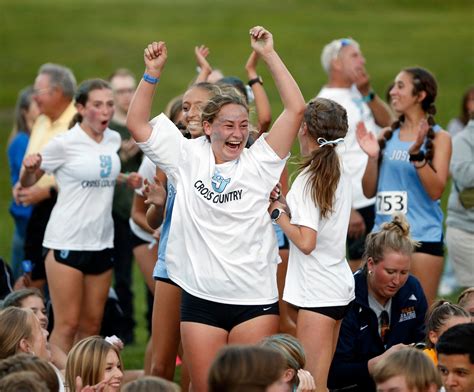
xmin=379 ymin=68 xmax=438 ymax=168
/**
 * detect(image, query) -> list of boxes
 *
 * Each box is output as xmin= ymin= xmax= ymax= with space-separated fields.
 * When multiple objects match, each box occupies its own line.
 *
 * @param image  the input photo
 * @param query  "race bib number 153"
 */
xmin=376 ymin=191 xmax=408 ymax=215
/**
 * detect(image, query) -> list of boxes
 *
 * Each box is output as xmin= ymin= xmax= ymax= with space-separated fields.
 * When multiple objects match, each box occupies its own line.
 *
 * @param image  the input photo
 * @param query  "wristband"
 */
xmin=248 ymin=76 xmax=263 ymax=87
xmin=362 ymin=91 xmax=375 ymax=103
xmin=143 ymin=73 xmax=159 ymax=84
xmin=409 ymin=151 xmax=425 ymax=162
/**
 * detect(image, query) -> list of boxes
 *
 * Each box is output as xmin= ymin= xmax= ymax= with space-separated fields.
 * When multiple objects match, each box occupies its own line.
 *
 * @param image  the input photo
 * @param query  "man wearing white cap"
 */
xmin=317 ymin=38 xmax=393 ymax=272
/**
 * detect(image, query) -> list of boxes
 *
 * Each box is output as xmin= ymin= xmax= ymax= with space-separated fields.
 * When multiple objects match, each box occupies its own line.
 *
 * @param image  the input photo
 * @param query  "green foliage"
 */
xmin=0 ymin=0 xmax=472 ymax=371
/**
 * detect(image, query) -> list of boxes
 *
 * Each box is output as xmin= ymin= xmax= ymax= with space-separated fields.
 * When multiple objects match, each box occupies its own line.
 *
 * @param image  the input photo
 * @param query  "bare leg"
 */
xmin=133 ymin=242 xmax=157 ymax=294
xmin=45 ymin=250 xmax=83 ymax=353
xmin=277 ymin=249 xmax=296 ymax=335
xmin=144 ymin=337 xmax=153 ymax=375
xmin=297 ymin=310 xmax=341 ymax=392
xmin=76 ymin=269 xmax=113 ymax=341
xmin=180 ymin=322 xmax=228 ymax=392
xmin=149 ymin=280 xmax=181 ymax=379
xmin=410 ymin=252 xmax=443 ymax=305
xmin=229 ymin=314 xmax=279 ymax=344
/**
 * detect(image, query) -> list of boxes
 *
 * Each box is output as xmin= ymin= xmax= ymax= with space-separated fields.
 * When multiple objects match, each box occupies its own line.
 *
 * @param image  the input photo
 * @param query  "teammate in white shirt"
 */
xmin=21 ymin=79 xmax=121 ymax=354
xmin=127 ymin=26 xmax=305 ymax=392
xmin=269 ymin=98 xmax=355 ymax=392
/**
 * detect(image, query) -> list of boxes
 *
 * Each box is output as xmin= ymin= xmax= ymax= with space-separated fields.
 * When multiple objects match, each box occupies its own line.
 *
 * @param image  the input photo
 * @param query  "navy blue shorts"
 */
xmin=52 ymin=248 xmax=114 ymax=275
xmin=181 ymin=290 xmax=279 ymax=332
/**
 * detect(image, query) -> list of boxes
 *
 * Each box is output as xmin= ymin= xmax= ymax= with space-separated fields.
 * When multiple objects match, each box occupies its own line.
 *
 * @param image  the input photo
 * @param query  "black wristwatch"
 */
xmin=362 ymin=91 xmax=375 ymax=103
xmin=271 ymin=208 xmax=286 ymax=223
xmin=409 ymin=151 xmax=426 ymax=162
xmin=248 ymin=76 xmax=263 ymax=87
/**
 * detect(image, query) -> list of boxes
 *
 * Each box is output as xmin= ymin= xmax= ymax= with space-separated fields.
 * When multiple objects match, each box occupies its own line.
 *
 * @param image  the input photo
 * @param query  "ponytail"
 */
xmin=69 ymin=113 xmax=82 ymax=129
xmin=300 ymin=98 xmax=348 ymax=219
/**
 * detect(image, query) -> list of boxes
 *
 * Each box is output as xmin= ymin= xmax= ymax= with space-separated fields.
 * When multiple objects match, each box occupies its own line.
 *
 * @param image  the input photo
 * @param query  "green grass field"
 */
xmin=1 ymin=0 xmax=473 ymax=371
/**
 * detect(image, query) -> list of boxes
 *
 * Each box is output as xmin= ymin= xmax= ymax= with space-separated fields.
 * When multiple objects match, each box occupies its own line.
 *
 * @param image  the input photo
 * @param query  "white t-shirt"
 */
xmin=41 ymin=124 xmax=121 ymax=250
xmin=129 ymin=156 xmax=157 ymax=243
xmin=138 ymin=113 xmax=286 ymax=305
xmin=317 ymin=85 xmax=379 ymax=209
xmin=283 ymin=167 xmax=355 ymax=307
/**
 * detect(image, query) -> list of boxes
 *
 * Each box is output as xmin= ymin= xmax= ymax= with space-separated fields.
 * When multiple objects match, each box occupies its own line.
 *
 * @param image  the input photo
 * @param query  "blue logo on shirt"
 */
xmin=100 ymin=155 xmax=112 ymax=178
xmin=211 ymin=173 xmax=231 ymax=193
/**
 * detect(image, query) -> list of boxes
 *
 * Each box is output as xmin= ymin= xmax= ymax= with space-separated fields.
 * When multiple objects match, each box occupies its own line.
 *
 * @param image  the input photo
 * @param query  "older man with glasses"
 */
xmin=316 ymin=38 xmax=393 ymax=274
xmin=16 ymin=63 xmax=76 ymax=289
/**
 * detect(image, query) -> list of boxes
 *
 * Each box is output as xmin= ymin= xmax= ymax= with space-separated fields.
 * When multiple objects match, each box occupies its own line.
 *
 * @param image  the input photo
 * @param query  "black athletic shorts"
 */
xmin=52 ymin=248 xmax=114 ymax=275
xmin=181 ymin=290 xmax=279 ymax=332
xmin=154 ymin=276 xmax=179 ymax=287
xmin=130 ymin=231 xmax=149 ymax=249
xmin=415 ymin=240 xmax=444 ymax=257
xmin=299 ymin=301 xmax=353 ymax=321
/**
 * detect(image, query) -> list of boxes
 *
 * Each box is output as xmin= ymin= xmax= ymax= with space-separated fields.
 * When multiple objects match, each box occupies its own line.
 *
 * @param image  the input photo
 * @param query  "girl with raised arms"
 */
xmin=20 ymin=79 xmax=121 ymax=354
xmin=127 ymin=26 xmax=305 ymax=392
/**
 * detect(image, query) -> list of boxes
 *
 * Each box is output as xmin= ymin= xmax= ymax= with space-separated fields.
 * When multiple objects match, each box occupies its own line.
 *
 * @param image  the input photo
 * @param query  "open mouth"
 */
xmin=225 ymin=141 xmax=241 ymax=151
xmin=101 ymin=120 xmax=109 ymax=127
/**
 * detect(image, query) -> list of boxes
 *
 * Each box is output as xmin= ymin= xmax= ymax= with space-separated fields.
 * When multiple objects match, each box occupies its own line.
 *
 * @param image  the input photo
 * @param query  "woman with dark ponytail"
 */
xmin=20 ymin=79 xmax=121 ymax=354
xmin=356 ymin=67 xmax=451 ymax=305
xmin=269 ymin=97 xmax=354 ymax=392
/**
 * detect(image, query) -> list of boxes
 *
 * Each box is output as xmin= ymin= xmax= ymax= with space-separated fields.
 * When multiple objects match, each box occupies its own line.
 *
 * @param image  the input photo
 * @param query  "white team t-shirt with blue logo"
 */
xmin=283 ymin=167 xmax=355 ymax=307
xmin=138 ymin=113 xmax=286 ymax=305
xmin=40 ymin=123 xmax=121 ymax=250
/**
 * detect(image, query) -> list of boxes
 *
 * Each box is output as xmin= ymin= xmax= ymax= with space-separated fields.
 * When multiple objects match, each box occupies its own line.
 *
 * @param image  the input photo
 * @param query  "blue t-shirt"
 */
xmin=8 ymin=131 xmax=33 ymax=219
xmin=373 ymin=126 xmax=443 ymax=242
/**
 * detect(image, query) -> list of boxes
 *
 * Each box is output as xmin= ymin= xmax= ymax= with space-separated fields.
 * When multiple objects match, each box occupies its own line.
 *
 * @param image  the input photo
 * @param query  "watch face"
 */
xmin=271 ymin=209 xmax=280 ymax=221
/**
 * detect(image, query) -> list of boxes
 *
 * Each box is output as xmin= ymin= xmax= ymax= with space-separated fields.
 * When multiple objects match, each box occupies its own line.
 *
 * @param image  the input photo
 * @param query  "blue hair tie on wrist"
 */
xmin=143 ymin=73 xmax=159 ymax=84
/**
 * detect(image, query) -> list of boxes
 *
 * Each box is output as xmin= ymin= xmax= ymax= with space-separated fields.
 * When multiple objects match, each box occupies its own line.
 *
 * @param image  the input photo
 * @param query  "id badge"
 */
xmin=376 ymin=191 xmax=408 ymax=215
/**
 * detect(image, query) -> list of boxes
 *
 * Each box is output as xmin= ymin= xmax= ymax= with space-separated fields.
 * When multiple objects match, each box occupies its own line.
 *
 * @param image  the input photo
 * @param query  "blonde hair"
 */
xmin=201 ymin=90 xmax=248 ymax=125
xmin=373 ymin=348 xmax=442 ymax=390
xmin=0 ymin=353 xmax=59 ymax=391
xmin=363 ymin=213 xmax=419 ymax=268
xmin=0 ymin=370 xmax=49 ymax=392
xmin=458 ymin=287 xmax=474 ymax=309
xmin=0 ymin=307 xmax=36 ymax=359
xmin=65 ymin=336 xmax=123 ymax=392
xmin=208 ymin=345 xmax=286 ymax=392
xmin=260 ymin=334 xmax=305 ymax=385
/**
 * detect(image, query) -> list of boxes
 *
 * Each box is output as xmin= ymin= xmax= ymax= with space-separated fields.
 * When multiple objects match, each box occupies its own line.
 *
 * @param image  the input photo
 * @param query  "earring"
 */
xmin=368 ymin=270 xmax=373 ymax=275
